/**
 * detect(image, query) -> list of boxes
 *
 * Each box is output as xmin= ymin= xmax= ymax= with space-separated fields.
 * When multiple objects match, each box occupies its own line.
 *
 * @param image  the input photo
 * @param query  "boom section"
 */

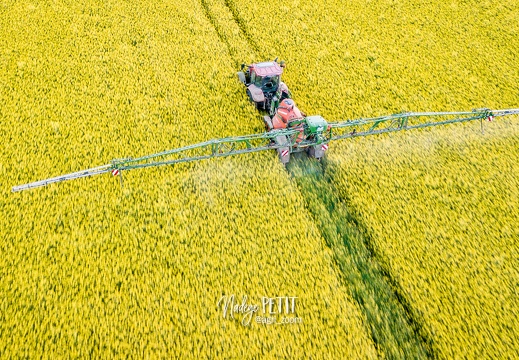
xmin=11 ymin=108 xmax=519 ymax=192
xmin=11 ymin=165 xmax=112 ymax=192
xmin=11 ymin=129 xmax=299 ymax=192
xmin=327 ymin=108 xmax=519 ymax=140
xmin=116 ymin=129 xmax=299 ymax=171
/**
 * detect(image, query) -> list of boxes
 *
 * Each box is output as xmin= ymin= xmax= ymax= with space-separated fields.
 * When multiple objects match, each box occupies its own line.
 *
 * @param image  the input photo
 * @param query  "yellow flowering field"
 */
xmin=227 ymin=0 xmax=518 ymax=115
xmin=0 ymin=0 xmax=378 ymax=358
xmin=2 ymin=0 xmax=518 ymax=358
xmin=327 ymin=119 xmax=519 ymax=359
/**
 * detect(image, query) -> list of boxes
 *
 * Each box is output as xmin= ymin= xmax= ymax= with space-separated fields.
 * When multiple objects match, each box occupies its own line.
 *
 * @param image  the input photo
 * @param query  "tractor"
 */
xmin=238 ymin=59 xmax=328 ymax=163
xmin=237 ymin=58 xmax=291 ymax=116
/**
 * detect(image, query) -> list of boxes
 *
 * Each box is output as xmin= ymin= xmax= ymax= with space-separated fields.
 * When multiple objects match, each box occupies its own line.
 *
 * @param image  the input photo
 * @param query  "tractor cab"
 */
xmin=237 ymin=59 xmax=291 ymax=114
xmin=249 ymin=62 xmax=283 ymax=93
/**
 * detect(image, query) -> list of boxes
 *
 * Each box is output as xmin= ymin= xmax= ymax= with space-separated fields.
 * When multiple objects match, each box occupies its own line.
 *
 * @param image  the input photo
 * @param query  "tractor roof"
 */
xmin=252 ymin=62 xmax=283 ymax=77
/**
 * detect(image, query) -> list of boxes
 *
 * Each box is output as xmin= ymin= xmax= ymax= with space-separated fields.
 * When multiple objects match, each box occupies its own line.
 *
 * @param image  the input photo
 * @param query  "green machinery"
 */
xmin=11 ymin=108 xmax=519 ymax=192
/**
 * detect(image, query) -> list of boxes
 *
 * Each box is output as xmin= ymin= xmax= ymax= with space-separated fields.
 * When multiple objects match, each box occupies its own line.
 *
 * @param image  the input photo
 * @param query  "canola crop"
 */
xmin=0 ymin=1 xmax=377 ymax=358
xmin=227 ymin=0 xmax=519 ymax=357
xmin=329 ymin=119 xmax=519 ymax=359
xmin=2 ymin=0 xmax=519 ymax=358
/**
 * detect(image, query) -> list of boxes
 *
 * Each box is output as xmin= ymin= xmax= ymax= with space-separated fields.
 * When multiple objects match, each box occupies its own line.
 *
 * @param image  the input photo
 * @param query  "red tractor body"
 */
xmin=237 ymin=59 xmax=291 ymax=115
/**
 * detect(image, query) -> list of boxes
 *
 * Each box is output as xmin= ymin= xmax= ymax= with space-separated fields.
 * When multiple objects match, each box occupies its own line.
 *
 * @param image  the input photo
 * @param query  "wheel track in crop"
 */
xmin=199 ymin=0 xmax=261 ymax=66
xmin=222 ymin=0 xmax=260 ymax=54
xmin=288 ymin=157 xmax=435 ymax=359
xmin=199 ymin=0 xmax=232 ymax=57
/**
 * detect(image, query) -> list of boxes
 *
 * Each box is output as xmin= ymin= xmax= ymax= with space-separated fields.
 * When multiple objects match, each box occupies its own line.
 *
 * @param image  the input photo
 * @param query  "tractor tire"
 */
xmin=263 ymin=116 xmax=274 ymax=131
xmin=307 ymin=145 xmax=326 ymax=160
xmin=258 ymin=101 xmax=266 ymax=110
xmin=275 ymin=135 xmax=290 ymax=164
xmin=237 ymin=71 xmax=246 ymax=85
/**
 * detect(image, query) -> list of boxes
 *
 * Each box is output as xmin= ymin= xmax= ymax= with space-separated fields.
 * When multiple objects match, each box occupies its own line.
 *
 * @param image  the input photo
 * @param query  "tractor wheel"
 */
xmin=246 ymin=89 xmax=254 ymax=102
xmin=263 ymin=116 xmax=274 ymax=131
xmin=307 ymin=145 xmax=325 ymax=160
xmin=237 ymin=71 xmax=246 ymax=85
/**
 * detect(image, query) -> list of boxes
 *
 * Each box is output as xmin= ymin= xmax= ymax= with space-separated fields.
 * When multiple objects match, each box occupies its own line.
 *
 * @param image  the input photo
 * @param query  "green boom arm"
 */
xmin=11 ymin=129 xmax=300 ymax=192
xmin=327 ymin=108 xmax=518 ymax=140
xmin=11 ymin=108 xmax=519 ymax=192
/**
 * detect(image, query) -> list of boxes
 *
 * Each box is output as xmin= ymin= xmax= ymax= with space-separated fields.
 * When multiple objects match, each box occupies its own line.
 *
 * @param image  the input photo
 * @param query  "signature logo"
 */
xmin=217 ymin=294 xmax=302 ymax=326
